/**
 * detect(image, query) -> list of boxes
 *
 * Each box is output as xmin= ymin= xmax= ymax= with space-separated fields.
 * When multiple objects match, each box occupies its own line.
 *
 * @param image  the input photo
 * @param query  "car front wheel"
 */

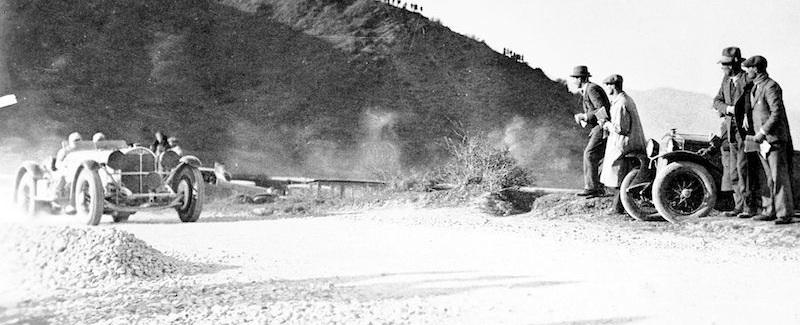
xmin=652 ymin=161 xmax=716 ymax=223
xmin=75 ymin=168 xmax=104 ymax=226
xmin=174 ymin=166 xmax=204 ymax=222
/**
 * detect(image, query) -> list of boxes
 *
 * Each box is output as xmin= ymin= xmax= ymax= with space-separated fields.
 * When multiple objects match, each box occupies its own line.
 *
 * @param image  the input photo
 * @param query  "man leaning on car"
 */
xmin=712 ymin=46 xmax=759 ymax=219
xmin=743 ymin=55 xmax=795 ymax=225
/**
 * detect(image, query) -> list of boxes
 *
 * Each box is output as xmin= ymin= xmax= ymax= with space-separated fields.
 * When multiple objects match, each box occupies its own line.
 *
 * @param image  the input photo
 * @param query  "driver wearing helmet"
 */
xmin=55 ymin=132 xmax=82 ymax=169
xmin=92 ymin=132 xmax=106 ymax=143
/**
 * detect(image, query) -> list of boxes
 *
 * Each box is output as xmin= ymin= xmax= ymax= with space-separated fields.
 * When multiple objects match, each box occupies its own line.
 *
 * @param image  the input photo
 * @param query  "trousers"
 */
xmin=583 ymin=125 xmax=606 ymax=191
xmin=729 ymin=132 xmax=759 ymax=213
xmin=759 ymin=143 xmax=794 ymax=218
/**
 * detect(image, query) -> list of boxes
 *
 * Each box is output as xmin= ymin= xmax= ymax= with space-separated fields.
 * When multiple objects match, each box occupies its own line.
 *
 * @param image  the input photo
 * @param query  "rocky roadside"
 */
xmin=0 ymin=221 xmax=456 ymax=325
xmin=3 ymin=192 xmax=800 ymax=324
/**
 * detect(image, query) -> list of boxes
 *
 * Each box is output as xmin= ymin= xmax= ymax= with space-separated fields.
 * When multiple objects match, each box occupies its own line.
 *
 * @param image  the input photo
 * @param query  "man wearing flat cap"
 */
xmin=599 ymin=74 xmax=646 ymax=213
xmin=743 ymin=55 xmax=795 ymax=224
xmin=713 ymin=46 xmax=758 ymax=218
xmin=570 ymin=65 xmax=611 ymax=197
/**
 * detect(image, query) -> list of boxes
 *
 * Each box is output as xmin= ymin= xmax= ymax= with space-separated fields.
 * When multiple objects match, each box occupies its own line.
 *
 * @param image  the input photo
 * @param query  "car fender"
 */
xmin=656 ymin=150 xmax=722 ymax=189
xmin=15 ymin=161 xmax=45 ymax=201
xmin=169 ymin=162 xmax=198 ymax=189
xmin=179 ymin=155 xmax=202 ymax=168
xmin=69 ymin=160 xmax=102 ymax=204
xmin=622 ymin=151 xmax=656 ymax=185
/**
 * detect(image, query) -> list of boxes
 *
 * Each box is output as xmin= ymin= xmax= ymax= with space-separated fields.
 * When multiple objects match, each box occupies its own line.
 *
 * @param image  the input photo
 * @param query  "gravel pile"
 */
xmin=5 ymin=271 xmax=455 ymax=325
xmin=0 ymin=224 xmax=201 ymax=289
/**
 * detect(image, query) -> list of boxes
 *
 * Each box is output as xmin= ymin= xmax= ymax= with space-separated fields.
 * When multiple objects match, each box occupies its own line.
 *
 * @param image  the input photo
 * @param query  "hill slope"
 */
xmin=628 ymin=88 xmax=720 ymax=139
xmin=0 ymin=0 xmax=585 ymax=187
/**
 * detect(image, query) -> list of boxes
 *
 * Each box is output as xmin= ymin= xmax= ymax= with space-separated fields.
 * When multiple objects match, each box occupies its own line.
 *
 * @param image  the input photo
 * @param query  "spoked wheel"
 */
xmin=619 ymin=168 xmax=658 ymax=221
xmin=75 ymin=168 xmax=104 ymax=226
xmin=652 ymin=162 xmax=716 ymax=223
xmin=14 ymin=172 xmax=38 ymax=216
xmin=174 ymin=166 xmax=204 ymax=222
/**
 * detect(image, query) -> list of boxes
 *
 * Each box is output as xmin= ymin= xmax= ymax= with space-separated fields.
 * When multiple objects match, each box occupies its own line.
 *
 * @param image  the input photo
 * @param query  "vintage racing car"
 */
xmin=620 ymin=129 xmax=800 ymax=223
xmin=14 ymin=139 xmax=204 ymax=225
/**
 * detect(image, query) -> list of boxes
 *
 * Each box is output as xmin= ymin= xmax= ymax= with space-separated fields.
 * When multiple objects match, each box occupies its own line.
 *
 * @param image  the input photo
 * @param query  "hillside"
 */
xmin=0 ymin=0 xmax=585 ymax=187
xmin=628 ymin=88 xmax=719 ymax=139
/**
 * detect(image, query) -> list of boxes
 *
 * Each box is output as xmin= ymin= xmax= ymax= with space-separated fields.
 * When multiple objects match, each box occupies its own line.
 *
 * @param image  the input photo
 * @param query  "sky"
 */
xmin=416 ymin=0 xmax=800 ymax=127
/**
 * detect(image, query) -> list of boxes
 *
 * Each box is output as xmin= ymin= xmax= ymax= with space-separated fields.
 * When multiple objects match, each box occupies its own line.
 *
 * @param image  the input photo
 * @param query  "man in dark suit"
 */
xmin=743 ymin=55 xmax=794 ymax=224
xmin=571 ymin=65 xmax=611 ymax=197
xmin=712 ymin=47 xmax=758 ymax=218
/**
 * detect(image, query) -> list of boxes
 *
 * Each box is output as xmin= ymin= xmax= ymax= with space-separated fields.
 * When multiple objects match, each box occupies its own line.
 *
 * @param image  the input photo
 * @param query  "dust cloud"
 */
xmin=224 ymin=108 xmax=402 ymax=179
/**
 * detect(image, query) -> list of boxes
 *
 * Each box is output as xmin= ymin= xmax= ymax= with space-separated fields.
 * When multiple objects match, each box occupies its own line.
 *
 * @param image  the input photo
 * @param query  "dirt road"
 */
xmin=3 ymin=204 xmax=800 ymax=324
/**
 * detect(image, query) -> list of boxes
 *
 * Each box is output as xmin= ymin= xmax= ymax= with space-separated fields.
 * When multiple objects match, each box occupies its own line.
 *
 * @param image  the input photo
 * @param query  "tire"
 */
xmin=174 ymin=166 xmax=204 ymax=222
xmin=14 ymin=172 xmax=38 ymax=216
xmin=619 ymin=168 xmax=658 ymax=221
xmin=75 ymin=168 xmax=104 ymax=226
xmin=112 ymin=212 xmax=131 ymax=223
xmin=652 ymin=161 xmax=717 ymax=223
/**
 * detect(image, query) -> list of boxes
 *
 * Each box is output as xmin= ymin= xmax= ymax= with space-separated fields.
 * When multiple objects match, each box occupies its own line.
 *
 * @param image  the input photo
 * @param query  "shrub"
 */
xmin=439 ymin=129 xmax=533 ymax=192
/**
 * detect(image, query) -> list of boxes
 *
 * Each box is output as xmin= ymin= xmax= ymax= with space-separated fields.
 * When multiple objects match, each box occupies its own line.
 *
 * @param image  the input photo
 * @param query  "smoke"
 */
xmin=501 ymin=115 xmax=579 ymax=187
xmin=222 ymin=107 xmax=402 ymax=179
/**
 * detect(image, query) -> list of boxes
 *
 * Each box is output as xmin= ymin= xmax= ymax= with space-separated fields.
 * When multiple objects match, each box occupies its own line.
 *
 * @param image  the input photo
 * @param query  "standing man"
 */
xmin=599 ymin=74 xmax=646 ymax=213
xmin=712 ymin=47 xmax=758 ymax=218
xmin=743 ymin=55 xmax=794 ymax=224
xmin=571 ymin=65 xmax=611 ymax=197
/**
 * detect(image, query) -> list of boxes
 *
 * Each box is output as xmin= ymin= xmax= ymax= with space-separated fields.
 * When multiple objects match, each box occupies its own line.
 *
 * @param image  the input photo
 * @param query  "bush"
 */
xmin=439 ymin=129 xmax=533 ymax=192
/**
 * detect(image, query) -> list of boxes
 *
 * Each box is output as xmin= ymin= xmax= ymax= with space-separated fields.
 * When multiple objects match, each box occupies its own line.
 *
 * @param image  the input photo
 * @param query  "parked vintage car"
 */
xmin=14 ymin=139 xmax=204 ymax=225
xmin=620 ymin=129 xmax=800 ymax=223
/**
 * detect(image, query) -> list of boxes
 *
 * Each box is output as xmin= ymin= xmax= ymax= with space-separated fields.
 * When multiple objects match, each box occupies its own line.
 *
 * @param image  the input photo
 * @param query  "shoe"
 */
xmin=590 ymin=189 xmax=606 ymax=198
xmin=64 ymin=205 xmax=76 ymax=215
xmin=752 ymin=214 xmax=777 ymax=221
xmin=576 ymin=189 xmax=599 ymax=197
xmin=721 ymin=210 xmax=741 ymax=218
xmin=775 ymin=218 xmax=794 ymax=225
xmin=737 ymin=212 xmax=753 ymax=219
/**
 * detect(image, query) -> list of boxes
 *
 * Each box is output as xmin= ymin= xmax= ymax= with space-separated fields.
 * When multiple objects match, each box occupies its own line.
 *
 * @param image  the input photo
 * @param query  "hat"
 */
xmin=92 ymin=132 xmax=105 ymax=142
xmin=742 ymin=55 xmax=767 ymax=69
xmin=717 ymin=47 xmax=744 ymax=65
xmin=68 ymin=132 xmax=82 ymax=143
xmin=570 ymin=65 xmax=591 ymax=78
xmin=602 ymin=74 xmax=623 ymax=85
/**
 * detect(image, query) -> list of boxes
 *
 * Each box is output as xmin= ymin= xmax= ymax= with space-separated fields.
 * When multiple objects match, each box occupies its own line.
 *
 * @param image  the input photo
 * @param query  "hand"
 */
xmin=697 ymin=148 xmax=711 ymax=156
xmin=726 ymin=105 xmax=735 ymax=115
xmin=602 ymin=121 xmax=612 ymax=131
xmin=754 ymin=132 xmax=766 ymax=143
xmin=573 ymin=113 xmax=586 ymax=124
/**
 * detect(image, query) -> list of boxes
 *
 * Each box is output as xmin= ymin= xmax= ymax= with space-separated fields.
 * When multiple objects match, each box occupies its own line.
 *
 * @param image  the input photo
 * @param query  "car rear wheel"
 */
xmin=75 ymin=168 xmax=104 ymax=226
xmin=652 ymin=161 xmax=716 ymax=223
xmin=619 ymin=168 xmax=658 ymax=221
xmin=14 ymin=172 xmax=38 ymax=216
xmin=175 ymin=166 xmax=204 ymax=222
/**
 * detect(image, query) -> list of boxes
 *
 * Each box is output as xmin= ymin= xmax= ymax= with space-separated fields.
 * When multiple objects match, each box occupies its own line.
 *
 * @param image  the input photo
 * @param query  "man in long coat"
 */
xmin=743 ymin=55 xmax=794 ymax=224
xmin=571 ymin=65 xmax=611 ymax=197
xmin=712 ymin=47 xmax=758 ymax=218
xmin=599 ymin=74 xmax=646 ymax=213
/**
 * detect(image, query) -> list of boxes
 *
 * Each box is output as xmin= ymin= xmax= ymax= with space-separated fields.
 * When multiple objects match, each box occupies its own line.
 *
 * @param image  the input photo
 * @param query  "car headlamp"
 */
xmin=646 ymin=139 xmax=659 ymax=158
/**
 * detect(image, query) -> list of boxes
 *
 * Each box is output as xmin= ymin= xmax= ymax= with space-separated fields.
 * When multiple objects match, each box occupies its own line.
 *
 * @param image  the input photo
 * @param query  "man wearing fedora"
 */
xmin=712 ymin=46 xmax=759 ymax=218
xmin=571 ymin=65 xmax=611 ymax=197
xmin=743 ymin=55 xmax=795 ymax=224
